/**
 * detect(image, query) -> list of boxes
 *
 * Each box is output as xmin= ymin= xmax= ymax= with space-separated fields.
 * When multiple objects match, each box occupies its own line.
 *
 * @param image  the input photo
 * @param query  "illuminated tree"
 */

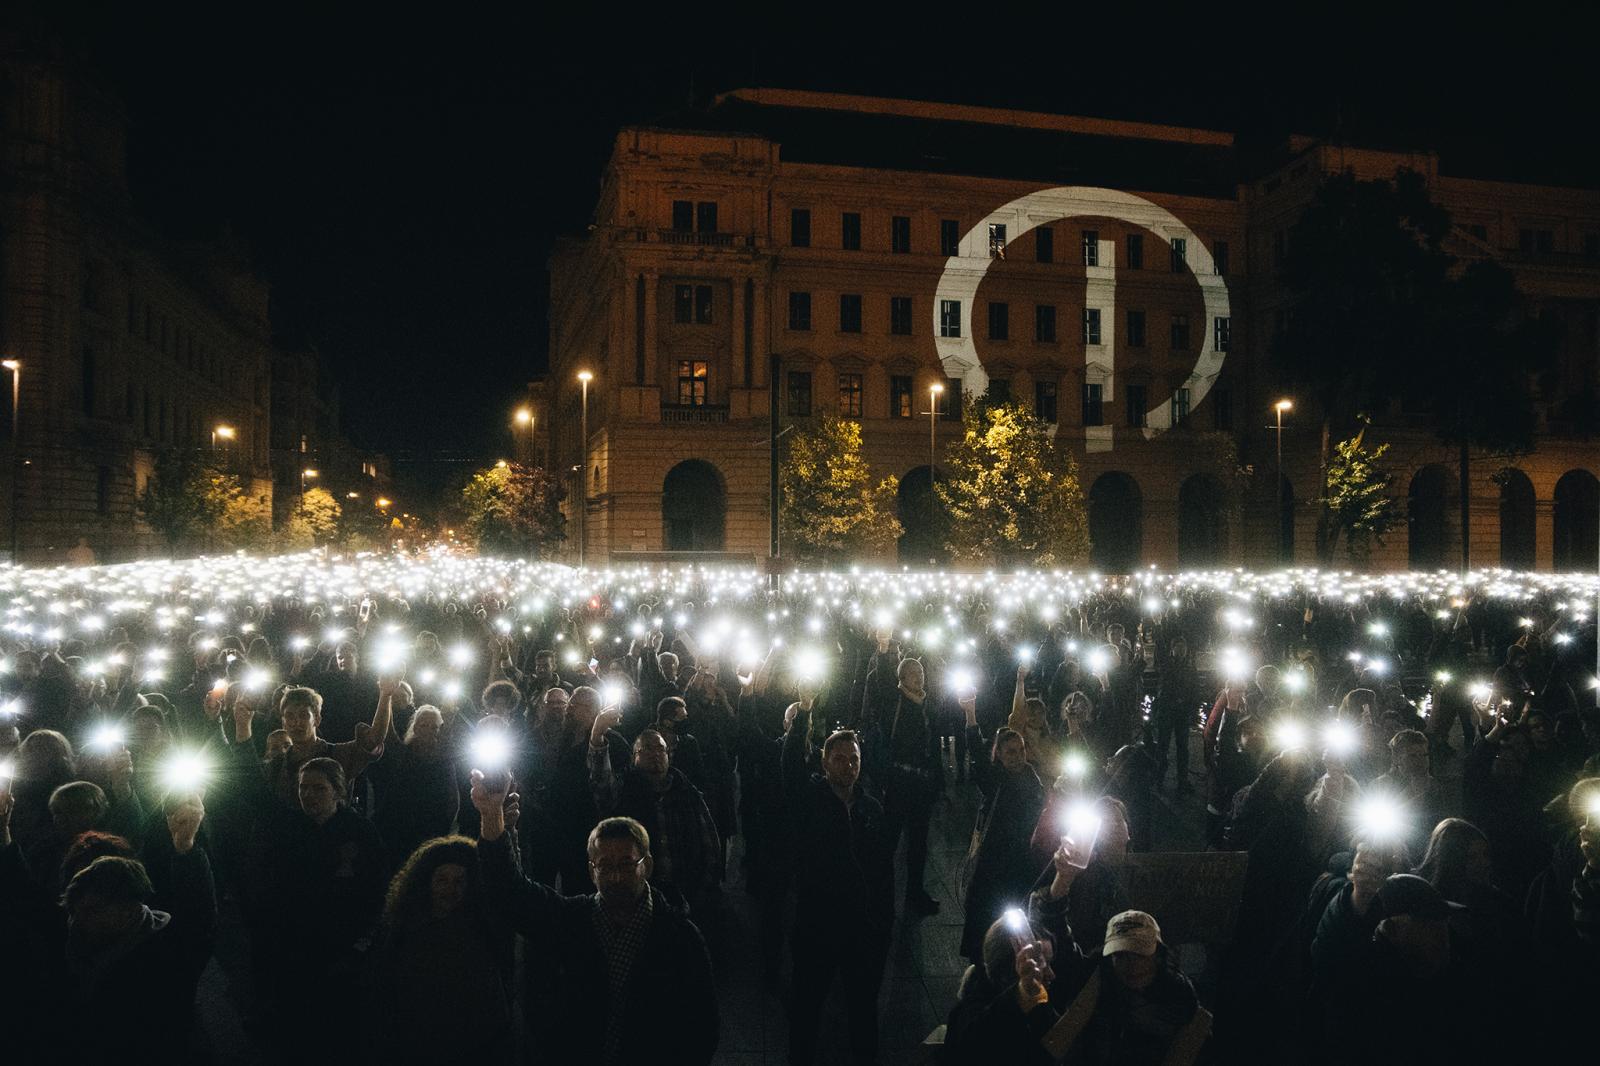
xmin=1321 ymin=423 xmax=1400 ymax=561
xmin=137 ymin=450 xmax=229 ymax=552
xmin=286 ymin=487 xmax=342 ymax=548
xmin=780 ymin=412 xmax=902 ymax=563
xmin=214 ymin=482 xmax=273 ymax=550
xmin=459 ymin=461 xmax=566 ymax=557
xmin=938 ymin=399 xmax=1090 ymax=566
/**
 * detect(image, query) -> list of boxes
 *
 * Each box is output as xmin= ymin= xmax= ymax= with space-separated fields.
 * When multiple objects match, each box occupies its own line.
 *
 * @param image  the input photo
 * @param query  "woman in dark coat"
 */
xmin=960 ymin=723 xmax=1046 ymax=963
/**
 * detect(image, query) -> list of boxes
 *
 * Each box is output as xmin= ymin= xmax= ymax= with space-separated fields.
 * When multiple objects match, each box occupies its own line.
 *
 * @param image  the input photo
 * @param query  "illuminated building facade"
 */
xmin=547 ymin=88 xmax=1600 ymax=570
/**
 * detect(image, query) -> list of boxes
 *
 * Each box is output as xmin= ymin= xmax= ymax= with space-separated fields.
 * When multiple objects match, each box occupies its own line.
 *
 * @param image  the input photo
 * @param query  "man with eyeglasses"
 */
xmin=472 ymin=776 xmax=719 ymax=1066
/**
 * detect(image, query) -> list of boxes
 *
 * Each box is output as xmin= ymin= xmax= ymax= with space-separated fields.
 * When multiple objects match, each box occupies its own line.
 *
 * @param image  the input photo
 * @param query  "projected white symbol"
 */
xmin=933 ymin=187 xmax=1230 ymax=452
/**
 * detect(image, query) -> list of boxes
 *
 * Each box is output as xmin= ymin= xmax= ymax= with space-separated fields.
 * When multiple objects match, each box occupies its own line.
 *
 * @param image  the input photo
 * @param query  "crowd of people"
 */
xmin=1 ymin=553 xmax=1597 ymax=1064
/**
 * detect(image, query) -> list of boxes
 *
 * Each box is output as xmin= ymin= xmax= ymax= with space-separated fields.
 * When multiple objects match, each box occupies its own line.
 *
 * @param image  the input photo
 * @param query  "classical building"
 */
xmin=0 ymin=32 xmax=273 ymax=561
xmin=547 ymin=88 xmax=1600 ymax=571
xmin=269 ymin=348 xmax=392 ymax=524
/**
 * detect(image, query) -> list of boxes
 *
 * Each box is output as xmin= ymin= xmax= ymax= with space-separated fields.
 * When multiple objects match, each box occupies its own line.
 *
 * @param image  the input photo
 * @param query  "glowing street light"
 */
xmin=927 ymin=382 xmax=945 ymax=565
xmin=376 ymin=497 xmax=393 ymax=510
xmin=300 ymin=467 xmax=318 ymax=494
xmin=577 ymin=370 xmax=593 ymax=569
xmin=2 ymin=359 xmax=18 ymax=562
xmin=1273 ymin=399 xmax=1293 ymax=566
xmin=212 ymin=424 xmax=236 ymax=449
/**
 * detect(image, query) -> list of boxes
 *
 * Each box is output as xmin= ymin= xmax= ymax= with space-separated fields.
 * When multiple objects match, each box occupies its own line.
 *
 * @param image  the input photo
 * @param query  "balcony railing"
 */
xmin=615 ymin=227 xmax=757 ymax=249
xmin=662 ymin=403 xmax=729 ymax=424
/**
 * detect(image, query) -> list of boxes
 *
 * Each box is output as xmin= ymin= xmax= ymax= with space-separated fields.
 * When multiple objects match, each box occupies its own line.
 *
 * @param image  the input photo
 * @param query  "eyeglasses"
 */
xmin=588 ymin=856 xmax=646 ymax=876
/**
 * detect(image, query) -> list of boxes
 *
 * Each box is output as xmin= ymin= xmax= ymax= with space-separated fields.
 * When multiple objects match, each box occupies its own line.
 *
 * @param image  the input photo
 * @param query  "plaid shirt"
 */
xmin=592 ymin=888 xmax=654 ymax=1065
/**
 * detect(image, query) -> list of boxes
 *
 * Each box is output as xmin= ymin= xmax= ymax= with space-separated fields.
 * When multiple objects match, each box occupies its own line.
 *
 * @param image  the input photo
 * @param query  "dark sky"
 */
xmin=37 ymin=5 xmax=1599 ymax=473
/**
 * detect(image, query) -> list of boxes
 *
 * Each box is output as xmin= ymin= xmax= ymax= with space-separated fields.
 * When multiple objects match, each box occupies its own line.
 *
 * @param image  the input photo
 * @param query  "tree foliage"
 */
xmin=214 ymin=479 xmax=274 ymax=550
xmin=459 ymin=461 xmax=567 ymax=557
xmin=1321 ymin=425 xmax=1400 ymax=561
xmin=780 ymin=412 xmax=902 ymax=563
xmin=287 ymin=487 xmax=342 ymax=548
xmin=937 ymin=399 xmax=1090 ymax=566
xmin=137 ymin=450 xmax=231 ymax=551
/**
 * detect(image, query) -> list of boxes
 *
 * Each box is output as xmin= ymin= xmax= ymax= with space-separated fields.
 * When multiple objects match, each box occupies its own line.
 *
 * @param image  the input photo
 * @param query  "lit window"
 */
xmin=676 ymin=360 xmax=708 ymax=406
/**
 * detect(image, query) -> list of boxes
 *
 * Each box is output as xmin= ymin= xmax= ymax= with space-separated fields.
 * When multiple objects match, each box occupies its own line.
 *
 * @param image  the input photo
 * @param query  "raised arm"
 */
xmin=588 ymin=707 xmax=625 ymax=814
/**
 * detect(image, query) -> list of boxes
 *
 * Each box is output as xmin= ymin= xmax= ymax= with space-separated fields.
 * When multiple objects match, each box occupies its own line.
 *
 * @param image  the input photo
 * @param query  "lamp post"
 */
xmin=1274 ymin=399 xmax=1293 ymax=565
xmin=577 ymin=370 xmax=593 ymax=569
xmin=929 ymin=382 xmax=945 ymax=566
xmin=3 ymin=359 xmax=19 ymax=563
xmin=300 ymin=468 xmax=318 ymax=496
xmin=212 ymin=424 xmax=235 ymax=451
xmin=515 ymin=407 xmax=535 ymax=465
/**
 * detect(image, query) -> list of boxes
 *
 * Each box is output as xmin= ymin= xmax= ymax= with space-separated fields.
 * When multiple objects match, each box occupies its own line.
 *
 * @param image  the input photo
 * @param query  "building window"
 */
xmin=890 ymin=375 xmax=913 ymax=418
xmin=696 ymin=201 xmax=718 ymax=233
xmin=891 ymin=215 xmax=911 ymax=253
xmin=1170 ymin=237 xmax=1187 ymax=272
xmin=939 ymin=299 xmax=962 ymax=338
xmin=940 ymin=219 xmax=960 ymax=256
xmin=838 ymin=373 xmax=864 ymax=417
xmin=1214 ymin=239 xmax=1230 ymax=275
xmin=1466 ymin=223 xmax=1489 ymax=243
xmin=890 ymin=296 xmax=913 ymax=336
xmin=96 ymin=466 xmax=112 ymax=515
xmin=1127 ymin=309 xmax=1146 ymax=348
xmin=676 ymin=360 xmax=708 ymax=406
xmin=988 ymin=223 xmax=1007 ymax=258
xmin=788 ymin=291 xmax=812 ymax=331
xmin=674 ymin=285 xmax=693 ymax=324
xmin=695 ymin=285 xmax=713 ymax=324
xmin=1126 ymin=384 xmax=1147 ymax=428
xmin=787 ymin=371 xmax=813 ymax=417
xmin=988 ymin=302 xmax=1009 ymax=341
xmin=1583 ymin=233 xmax=1600 ymax=259
xmin=672 ymin=200 xmax=693 ymax=232
xmin=1127 ymin=234 xmax=1144 ymax=269
xmin=1035 ymin=304 xmax=1057 ymax=343
xmin=987 ymin=378 xmax=1011 ymax=404
xmin=1213 ymin=316 xmax=1230 ymax=351
xmin=1211 ymin=387 xmax=1232 ymax=430
xmin=1082 ymin=383 xmax=1103 ymax=426
xmin=940 ymin=378 xmax=963 ymax=420
xmin=1171 ymin=313 xmax=1190 ymax=350
xmin=1173 ymin=387 xmax=1191 ymax=425
xmin=299 ymin=434 xmax=308 ymax=453
xmin=791 ymin=208 xmax=811 ymax=247
xmin=1036 ymin=226 xmax=1054 ymax=263
xmin=839 ymin=294 xmax=863 ymax=333
xmin=1083 ymin=308 xmax=1102 ymax=346
xmin=1035 ymin=380 xmax=1059 ymax=423
xmin=1519 ymin=228 xmax=1554 ymax=254
xmin=842 ymin=212 xmax=861 ymax=250
xmin=1082 ymin=230 xmax=1099 ymax=266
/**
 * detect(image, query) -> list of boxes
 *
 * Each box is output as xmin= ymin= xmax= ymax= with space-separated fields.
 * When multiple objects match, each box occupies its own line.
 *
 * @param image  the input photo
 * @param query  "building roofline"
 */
xmin=710 ymin=87 xmax=1236 ymax=148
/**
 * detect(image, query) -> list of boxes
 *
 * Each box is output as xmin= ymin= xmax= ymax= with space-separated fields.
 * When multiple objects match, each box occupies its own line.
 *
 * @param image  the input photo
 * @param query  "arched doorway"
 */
xmin=1408 ymin=465 xmax=1450 ymax=570
xmin=897 ymin=465 xmax=947 ymax=564
xmin=1178 ymin=474 xmax=1227 ymax=567
xmin=1088 ymin=472 xmax=1143 ymax=572
xmin=1553 ymin=469 xmax=1599 ymax=571
xmin=1497 ymin=468 xmax=1536 ymax=570
xmin=1278 ymin=476 xmax=1295 ymax=565
xmin=662 ymin=460 xmax=725 ymax=551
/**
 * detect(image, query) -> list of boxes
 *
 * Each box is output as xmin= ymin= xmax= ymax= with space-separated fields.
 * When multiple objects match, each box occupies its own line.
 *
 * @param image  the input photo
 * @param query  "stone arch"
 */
xmin=1408 ymin=464 xmax=1452 ymax=570
xmin=1553 ymin=469 xmax=1599 ymax=571
xmin=662 ymin=460 xmax=725 ymax=551
xmin=1178 ymin=474 xmax=1227 ymax=566
xmin=1088 ymin=472 xmax=1143 ymax=573
xmin=1496 ymin=467 xmax=1536 ymax=570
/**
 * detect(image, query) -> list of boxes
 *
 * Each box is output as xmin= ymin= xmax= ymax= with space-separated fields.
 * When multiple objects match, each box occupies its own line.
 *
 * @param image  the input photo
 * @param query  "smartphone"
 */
xmin=1060 ymin=805 xmax=1102 ymax=870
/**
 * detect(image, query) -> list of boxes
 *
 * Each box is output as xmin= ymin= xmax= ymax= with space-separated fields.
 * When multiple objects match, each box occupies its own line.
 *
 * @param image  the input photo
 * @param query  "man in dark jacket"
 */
xmin=783 ymin=696 xmax=896 ymax=1065
xmin=472 ymin=779 xmax=718 ymax=1066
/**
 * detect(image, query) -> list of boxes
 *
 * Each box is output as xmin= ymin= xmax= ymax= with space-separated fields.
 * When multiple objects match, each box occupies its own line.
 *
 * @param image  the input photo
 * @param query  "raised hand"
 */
xmin=469 ymin=768 xmax=517 ymax=841
xmin=108 ymin=748 xmax=135 ymax=799
xmin=590 ymin=706 xmax=624 ymax=748
xmin=1015 ymin=941 xmax=1054 ymax=1006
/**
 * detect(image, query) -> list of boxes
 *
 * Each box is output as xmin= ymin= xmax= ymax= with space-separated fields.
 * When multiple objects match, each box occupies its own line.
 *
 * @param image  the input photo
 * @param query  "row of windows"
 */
xmin=779 ymin=368 xmax=1232 ymax=430
xmin=784 ymin=292 xmax=1229 ymax=351
xmin=125 ymin=292 xmax=236 ymax=389
xmin=786 ymin=209 xmax=1230 ymax=272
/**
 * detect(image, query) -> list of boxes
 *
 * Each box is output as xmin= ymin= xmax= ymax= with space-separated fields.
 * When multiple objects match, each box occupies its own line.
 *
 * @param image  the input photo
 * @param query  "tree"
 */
xmin=780 ymin=412 xmax=901 ymax=563
xmin=1321 ymin=423 xmax=1401 ymax=562
xmin=214 ymin=481 xmax=274 ymax=551
xmin=287 ymin=487 xmax=342 ymax=548
xmin=459 ymin=461 xmax=566 ymax=557
xmin=937 ymin=399 xmax=1090 ymax=566
xmin=137 ymin=450 xmax=230 ymax=552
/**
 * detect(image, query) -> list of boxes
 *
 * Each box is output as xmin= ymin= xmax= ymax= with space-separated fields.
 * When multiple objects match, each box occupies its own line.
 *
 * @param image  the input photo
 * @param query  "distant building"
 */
xmin=547 ymin=88 xmax=1600 ymax=570
xmin=269 ymin=349 xmax=391 ymax=524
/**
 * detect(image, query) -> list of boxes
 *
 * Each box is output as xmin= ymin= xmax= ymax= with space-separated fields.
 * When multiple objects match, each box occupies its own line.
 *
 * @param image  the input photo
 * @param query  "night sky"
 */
xmin=37 ymin=5 xmax=1598 ymax=488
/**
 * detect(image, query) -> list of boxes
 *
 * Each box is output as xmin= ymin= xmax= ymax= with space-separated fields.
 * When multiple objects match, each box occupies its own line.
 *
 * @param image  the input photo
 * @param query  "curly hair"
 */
xmin=381 ymin=836 xmax=482 ymax=945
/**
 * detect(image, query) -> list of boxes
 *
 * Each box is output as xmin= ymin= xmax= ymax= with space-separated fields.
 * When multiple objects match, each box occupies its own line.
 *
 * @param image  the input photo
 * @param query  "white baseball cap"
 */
xmin=1103 ymin=910 xmax=1162 ymax=956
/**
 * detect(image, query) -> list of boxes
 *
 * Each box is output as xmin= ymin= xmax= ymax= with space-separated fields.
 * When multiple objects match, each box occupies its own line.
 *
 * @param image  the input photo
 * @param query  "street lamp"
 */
xmin=300 ymin=468 xmax=318 ymax=494
xmin=1274 ymin=399 xmax=1293 ymax=565
xmin=376 ymin=497 xmax=392 ymax=510
xmin=928 ymin=382 xmax=945 ymax=565
xmin=577 ymin=370 xmax=593 ymax=569
xmin=212 ymin=424 xmax=236 ymax=450
xmin=515 ymin=407 xmax=535 ymax=465
xmin=3 ymin=359 xmax=19 ymax=562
